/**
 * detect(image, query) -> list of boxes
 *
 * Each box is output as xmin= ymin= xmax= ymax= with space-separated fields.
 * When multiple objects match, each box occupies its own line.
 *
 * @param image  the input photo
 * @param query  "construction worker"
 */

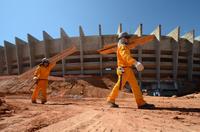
xmin=107 ymin=32 xmax=155 ymax=109
xmin=31 ymin=58 xmax=56 ymax=104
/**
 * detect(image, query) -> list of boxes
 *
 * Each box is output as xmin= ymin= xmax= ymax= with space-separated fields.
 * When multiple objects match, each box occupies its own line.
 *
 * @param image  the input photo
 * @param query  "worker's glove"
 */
xmin=33 ymin=76 xmax=38 ymax=81
xmin=134 ymin=62 xmax=144 ymax=72
xmin=117 ymin=67 xmax=125 ymax=75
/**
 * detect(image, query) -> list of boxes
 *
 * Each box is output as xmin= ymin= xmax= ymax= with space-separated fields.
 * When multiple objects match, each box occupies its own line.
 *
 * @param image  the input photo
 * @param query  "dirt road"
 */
xmin=0 ymin=94 xmax=200 ymax=132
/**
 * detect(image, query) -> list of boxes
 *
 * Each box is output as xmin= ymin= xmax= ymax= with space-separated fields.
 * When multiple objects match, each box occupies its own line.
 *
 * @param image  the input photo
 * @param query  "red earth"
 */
xmin=0 ymin=75 xmax=200 ymax=132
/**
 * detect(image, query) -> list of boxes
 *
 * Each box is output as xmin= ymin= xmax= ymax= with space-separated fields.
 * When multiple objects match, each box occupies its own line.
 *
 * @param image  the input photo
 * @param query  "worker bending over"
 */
xmin=31 ymin=58 xmax=56 ymax=104
xmin=107 ymin=32 xmax=155 ymax=109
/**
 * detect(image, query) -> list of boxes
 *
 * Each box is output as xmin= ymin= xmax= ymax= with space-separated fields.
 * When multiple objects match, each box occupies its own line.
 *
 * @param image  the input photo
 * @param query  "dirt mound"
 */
xmin=180 ymin=92 xmax=200 ymax=99
xmin=48 ymin=80 xmax=110 ymax=98
xmin=48 ymin=76 xmax=131 ymax=98
xmin=0 ymin=77 xmax=33 ymax=94
xmin=0 ymin=75 xmax=125 ymax=98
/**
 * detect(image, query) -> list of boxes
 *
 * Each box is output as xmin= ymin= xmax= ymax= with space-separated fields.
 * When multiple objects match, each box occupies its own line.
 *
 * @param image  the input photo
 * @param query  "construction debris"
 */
xmin=0 ymin=98 xmax=13 ymax=116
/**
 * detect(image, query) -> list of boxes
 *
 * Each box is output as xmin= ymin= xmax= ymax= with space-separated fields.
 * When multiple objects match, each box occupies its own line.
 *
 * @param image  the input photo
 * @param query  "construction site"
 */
xmin=0 ymin=24 xmax=200 ymax=132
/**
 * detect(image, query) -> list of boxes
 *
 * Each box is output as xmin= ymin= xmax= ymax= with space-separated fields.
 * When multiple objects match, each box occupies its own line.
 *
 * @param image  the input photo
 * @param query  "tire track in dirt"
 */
xmin=1 ymin=96 xmax=200 ymax=132
xmin=0 ymin=99 xmax=84 ymax=132
xmin=38 ymin=110 xmax=103 ymax=132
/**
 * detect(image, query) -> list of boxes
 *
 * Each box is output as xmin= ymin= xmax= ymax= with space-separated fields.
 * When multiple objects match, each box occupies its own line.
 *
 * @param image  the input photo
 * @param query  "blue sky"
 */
xmin=0 ymin=0 xmax=200 ymax=45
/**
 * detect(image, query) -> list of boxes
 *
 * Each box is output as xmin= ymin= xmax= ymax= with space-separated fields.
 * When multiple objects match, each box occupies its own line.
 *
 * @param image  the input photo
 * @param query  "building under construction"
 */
xmin=0 ymin=24 xmax=200 ymax=96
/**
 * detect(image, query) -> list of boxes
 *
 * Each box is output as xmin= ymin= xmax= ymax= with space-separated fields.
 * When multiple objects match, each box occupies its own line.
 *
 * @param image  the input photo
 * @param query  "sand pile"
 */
xmin=181 ymin=92 xmax=200 ymax=99
xmin=48 ymin=78 xmax=111 ymax=98
xmin=47 ymin=76 xmax=131 ymax=98
xmin=0 ymin=77 xmax=34 ymax=94
xmin=0 ymin=75 xmax=127 ymax=98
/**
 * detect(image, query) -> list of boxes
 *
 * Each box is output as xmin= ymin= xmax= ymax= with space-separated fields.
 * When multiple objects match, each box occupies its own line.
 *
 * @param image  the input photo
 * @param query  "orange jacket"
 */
xmin=34 ymin=63 xmax=56 ymax=80
xmin=117 ymin=44 xmax=136 ymax=67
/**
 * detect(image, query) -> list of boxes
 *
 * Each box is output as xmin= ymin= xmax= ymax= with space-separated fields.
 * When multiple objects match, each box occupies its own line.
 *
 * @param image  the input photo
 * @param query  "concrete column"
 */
xmin=167 ymin=26 xmax=180 ymax=42
xmin=182 ymin=30 xmax=194 ymax=81
xmin=187 ymin=43 xmax=194 ymax=81
xmin=60 ymin=28 xmax=70 ymax=76
xmin=167 ymin=26 xmax=180 ymax=88
xmin=4 ymin=41 xmax=16 ymax=75
xmin=79 ymin=26 xmax=85 ymax=75
xmin=195 ymin=36 xmax=200 ymax=77
xmin=43 ymin=31 xmax=53 ymax=58
xmin=99 ymin=24 xmax=103 ymax=76
xmin=27 ymin=34 xmax=39 ymax=68
xmin=15 ymin=37 xmax=27 ymax=74
xmin=134 ymin=24 xmax=143 ymax=37
xmin=151 ymin=25 xmax=161 ymax=88
xmin=138 ymin=46 xmax=142 ymax=87
xmin=151 ymin=25 xmax=161 ymax=41
xmin=135 ymin=24 xmax=143 ymax=87
xmin=117 ymin=23 xmax=122 ymax=35
xmin=0 ymin=46 xmax=5 ymax=74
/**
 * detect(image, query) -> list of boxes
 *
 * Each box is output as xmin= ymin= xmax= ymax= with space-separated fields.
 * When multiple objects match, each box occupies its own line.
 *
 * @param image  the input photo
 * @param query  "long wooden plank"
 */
xmin=18 ymin=45 xmax=77 ymax=79
xmin=97 ymin=35 xmax=156 ymax=54
xmin=102 ymin=36 xmax=139 ymax=49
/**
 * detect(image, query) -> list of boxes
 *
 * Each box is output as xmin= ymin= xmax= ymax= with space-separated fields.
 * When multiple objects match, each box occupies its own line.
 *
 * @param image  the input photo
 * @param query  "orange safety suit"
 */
xmin=107 ymin=44 xmax=146 ymax=107
xmin=31 ymin=62 xmax=56 ymax=102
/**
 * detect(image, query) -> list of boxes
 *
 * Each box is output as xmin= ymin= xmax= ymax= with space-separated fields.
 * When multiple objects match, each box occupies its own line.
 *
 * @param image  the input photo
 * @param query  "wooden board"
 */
xmin=18 ymin=45 xmax=77 ymax=79
xmin=97 ymin=35 xmax=156 ymax=54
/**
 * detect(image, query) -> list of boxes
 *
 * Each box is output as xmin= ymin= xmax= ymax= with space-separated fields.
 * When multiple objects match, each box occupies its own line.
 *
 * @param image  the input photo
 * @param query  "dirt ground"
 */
xmin=0 ymin=76 xmax=200 ymax=132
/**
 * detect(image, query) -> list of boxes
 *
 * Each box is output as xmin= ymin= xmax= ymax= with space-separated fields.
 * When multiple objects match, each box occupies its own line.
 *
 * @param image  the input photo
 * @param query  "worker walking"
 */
xmin=31 ymin=58 xmax=56 ymax=104
xmin=107 ymin=32 xmax=155 ymax=109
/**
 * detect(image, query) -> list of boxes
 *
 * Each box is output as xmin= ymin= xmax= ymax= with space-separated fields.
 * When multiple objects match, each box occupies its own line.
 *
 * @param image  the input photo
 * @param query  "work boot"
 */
xmin=108 ymin=102 xmax=119 ymax=108
xmin=138 ymin=103 xmax=155 ymax=109
xmin=31 ymin=100 xmax=37 ymax=104
xmin=41 ymin=100 xmax=47 ymax=104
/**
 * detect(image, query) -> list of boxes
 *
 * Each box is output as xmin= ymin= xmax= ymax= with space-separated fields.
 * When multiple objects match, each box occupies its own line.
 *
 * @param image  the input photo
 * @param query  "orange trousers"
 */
xmin=31 ymin=80 xmax=48 ymax=102
xmin=107 ymin=68 xmax=146 ymax=107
